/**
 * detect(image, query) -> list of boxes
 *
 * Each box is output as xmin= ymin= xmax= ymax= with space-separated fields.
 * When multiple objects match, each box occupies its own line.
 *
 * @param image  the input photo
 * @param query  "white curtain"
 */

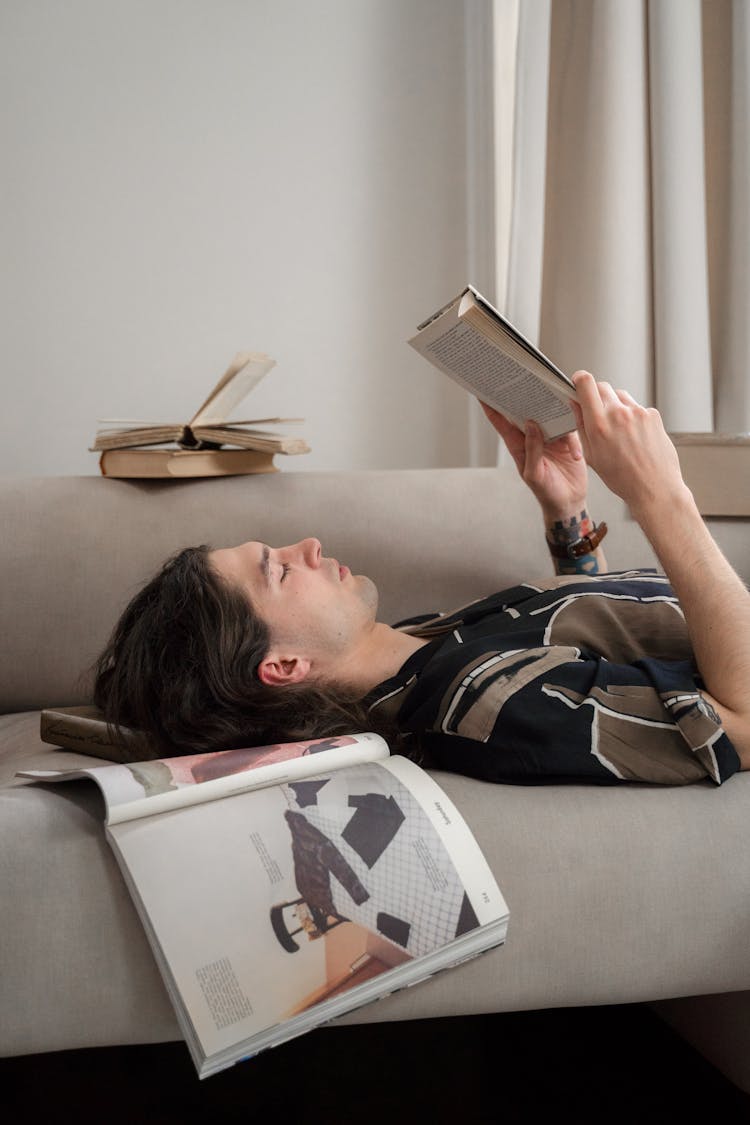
xmin=493 ymin=0 xmax=750 ymax=438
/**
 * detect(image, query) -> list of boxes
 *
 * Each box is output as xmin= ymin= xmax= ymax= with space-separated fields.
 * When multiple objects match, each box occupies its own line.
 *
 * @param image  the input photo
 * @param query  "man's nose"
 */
xmin=295 ymin=538 xmax=322 ymax=567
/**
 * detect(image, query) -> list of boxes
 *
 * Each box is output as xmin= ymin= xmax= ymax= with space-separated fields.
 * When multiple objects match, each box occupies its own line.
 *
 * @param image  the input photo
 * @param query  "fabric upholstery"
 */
xmin=2 ymin=469 xmax=749 ymax=1090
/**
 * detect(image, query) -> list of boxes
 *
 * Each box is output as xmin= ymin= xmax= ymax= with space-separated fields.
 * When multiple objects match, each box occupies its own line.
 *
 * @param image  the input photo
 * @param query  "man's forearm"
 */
xmin=632 ymin=486 xmax=750 ymax=734
xmin=543 ymin=506 xmax=608 ymax=576
xmin=567 ymin=370 xmax=749 ymax=764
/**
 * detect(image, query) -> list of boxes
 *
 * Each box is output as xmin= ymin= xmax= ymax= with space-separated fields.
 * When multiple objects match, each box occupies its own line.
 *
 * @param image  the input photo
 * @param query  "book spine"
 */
xmin=39 ymin=715 xmax=137 ymax=763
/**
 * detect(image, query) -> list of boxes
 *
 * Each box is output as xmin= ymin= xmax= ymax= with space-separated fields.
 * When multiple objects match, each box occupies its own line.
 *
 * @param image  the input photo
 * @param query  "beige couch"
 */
xmin=2 ymin=469 xmax=750 ymax=1088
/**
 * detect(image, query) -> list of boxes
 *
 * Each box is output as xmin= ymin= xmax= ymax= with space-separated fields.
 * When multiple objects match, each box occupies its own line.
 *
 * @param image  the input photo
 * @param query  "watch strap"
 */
xmin=546 ymin=521 xmax=608 ymax=560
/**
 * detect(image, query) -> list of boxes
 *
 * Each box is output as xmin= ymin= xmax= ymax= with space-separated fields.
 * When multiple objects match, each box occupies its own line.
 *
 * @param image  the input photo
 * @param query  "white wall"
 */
xmin=0 ymin=0 xmax=476 ymax=475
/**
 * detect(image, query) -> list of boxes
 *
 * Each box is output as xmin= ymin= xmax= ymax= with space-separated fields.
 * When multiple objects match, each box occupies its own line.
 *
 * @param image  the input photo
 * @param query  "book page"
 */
xmin=107 ymin=756 xmax=508 ymax=1075
xmin=189 ymin=426 xmax=310 ymax=454
xmin=92 ymin=425 xmax=186 ymax=451
xmin=18 ymin=733 xmax=389 ymax=825
xmin=410 ymin=295 xmax=578 ymax=440
xmin=377 ymin=756 xmax=506 ymax=928
xmin=189 ymin=353 xmax=276 ymax=427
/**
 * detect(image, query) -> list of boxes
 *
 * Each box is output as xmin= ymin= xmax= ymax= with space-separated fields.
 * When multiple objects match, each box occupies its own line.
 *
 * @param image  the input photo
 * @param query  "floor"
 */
xmin=5 ymin=1003 xmax=750 ymax=1124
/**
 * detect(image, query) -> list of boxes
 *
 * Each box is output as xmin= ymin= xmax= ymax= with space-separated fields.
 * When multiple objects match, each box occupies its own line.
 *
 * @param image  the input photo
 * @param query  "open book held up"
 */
xmin=20 ymin=733 xmax=509 ymax=1079
xmin=409 ymin=286 xmax=578 ymax=440
xmin=91 ymin=352 xmax=311 ymax=477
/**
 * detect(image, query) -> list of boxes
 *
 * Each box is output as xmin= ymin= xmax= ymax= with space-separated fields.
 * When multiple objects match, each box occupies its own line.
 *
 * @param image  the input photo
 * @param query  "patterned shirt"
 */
xmin=366 ymin=570 xmax=740 ymax=787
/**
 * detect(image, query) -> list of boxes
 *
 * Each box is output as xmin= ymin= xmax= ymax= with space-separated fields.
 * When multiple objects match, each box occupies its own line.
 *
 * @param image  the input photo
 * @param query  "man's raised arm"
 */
xmin=571 ymin=371 xmax=750 ymax=766
xmin=480 ymin=403 xmax=608 ymax=575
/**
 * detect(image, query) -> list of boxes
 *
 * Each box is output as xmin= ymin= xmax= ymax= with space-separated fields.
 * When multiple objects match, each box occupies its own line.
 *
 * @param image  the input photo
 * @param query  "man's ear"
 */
xmin=257 ymin=654 xmax=311 ymax=687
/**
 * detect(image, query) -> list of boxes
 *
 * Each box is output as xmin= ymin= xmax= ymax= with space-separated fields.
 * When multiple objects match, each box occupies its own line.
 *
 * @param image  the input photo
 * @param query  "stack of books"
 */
xmin=91 ymin=352 xmax=310 ymax=478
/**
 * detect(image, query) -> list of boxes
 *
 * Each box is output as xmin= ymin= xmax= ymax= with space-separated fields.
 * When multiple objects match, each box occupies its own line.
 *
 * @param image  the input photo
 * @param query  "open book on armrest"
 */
xmin=91 ymin=352 xmax=310 ymax=456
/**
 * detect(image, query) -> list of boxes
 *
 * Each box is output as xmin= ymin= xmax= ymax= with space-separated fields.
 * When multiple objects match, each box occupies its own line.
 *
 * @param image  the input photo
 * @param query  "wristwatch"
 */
xmin=546 ymin=521 xmax=608 ymax=560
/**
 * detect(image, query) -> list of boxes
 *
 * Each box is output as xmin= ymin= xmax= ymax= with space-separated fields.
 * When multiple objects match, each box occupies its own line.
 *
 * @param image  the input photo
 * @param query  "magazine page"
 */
xmin=18 ymin=732 xmax=389 ymax=826
xmin=409 ymin=292 xmax=577 ymax=440
xmin=107 ymin=755 xmax=508 ymax=1077
xmin=376 ymin=756 xmax=506 ymax=928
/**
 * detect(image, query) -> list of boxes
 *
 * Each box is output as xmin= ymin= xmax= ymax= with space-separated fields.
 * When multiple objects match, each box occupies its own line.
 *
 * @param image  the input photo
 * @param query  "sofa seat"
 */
xmin=2 ymin=470 xmax=750 ymax=1089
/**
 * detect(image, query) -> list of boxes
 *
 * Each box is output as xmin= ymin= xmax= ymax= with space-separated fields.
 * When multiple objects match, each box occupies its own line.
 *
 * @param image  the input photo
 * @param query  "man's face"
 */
xmin=209 ymin=538 xmax=378 ymax=683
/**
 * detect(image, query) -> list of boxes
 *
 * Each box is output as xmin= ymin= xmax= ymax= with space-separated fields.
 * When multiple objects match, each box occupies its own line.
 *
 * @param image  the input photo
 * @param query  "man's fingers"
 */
xmin=557 ymin=430 xmax=584 ymax=461
xmin=571 ymin=370 xmax=606 ymax=425
xmin=523 ymin=420 xmax=545 ymax=481
xmin=481 ymin=402 xmax=519 ymax=441
xmin=481 ymin=401 xmax=513 ymax=433
xmin=481 ymin=402 xmax=528 ymax=466
xmin=596 ymin=381 xmax=619 ymax=404
xmin=570 ymin=400 xmax=591 ymax=459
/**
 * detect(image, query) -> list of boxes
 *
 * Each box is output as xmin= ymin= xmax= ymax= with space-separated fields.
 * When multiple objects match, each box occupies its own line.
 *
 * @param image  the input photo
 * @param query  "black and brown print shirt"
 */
xmin=366 ymin=570 xmax=740 ymax=786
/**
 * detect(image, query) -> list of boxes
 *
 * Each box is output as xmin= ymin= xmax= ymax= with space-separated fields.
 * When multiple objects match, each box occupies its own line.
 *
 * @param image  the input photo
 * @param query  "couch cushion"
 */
xmin=0 ymin=470 xmax=654 ymax=712
xmin=5 ymin=705 xmax=750 ymax=1055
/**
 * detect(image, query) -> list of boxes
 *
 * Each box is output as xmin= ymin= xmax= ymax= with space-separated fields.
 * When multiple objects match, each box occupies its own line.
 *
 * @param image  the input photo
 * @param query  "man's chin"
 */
xmin=357 ymin=574 xmax=378 ymax=615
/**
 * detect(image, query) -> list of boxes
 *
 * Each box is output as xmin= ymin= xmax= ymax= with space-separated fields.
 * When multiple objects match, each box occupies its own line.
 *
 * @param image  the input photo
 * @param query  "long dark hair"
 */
xmin=93 ymin=545 xmax=392 ymax=758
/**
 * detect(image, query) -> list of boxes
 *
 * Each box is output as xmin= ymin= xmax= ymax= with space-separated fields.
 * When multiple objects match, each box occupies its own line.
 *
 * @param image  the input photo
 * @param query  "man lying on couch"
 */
xmin=93 ymin=372 xmax=750 ymax=786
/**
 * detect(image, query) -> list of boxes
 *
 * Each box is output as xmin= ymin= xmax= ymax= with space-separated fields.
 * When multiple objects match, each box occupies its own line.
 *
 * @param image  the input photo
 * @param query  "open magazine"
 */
xmin=20 ymin=733 xmax=509 ymax=1079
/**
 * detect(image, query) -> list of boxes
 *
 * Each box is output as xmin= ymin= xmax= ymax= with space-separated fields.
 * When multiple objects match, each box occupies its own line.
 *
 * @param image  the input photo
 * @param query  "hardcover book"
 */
xmin=91 ymin=352 xmax=310 ymax=477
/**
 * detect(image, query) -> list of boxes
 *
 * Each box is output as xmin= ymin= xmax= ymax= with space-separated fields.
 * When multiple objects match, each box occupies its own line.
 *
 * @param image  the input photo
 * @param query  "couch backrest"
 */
xmin=0 ymin=466 xmax=716 ymax=713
